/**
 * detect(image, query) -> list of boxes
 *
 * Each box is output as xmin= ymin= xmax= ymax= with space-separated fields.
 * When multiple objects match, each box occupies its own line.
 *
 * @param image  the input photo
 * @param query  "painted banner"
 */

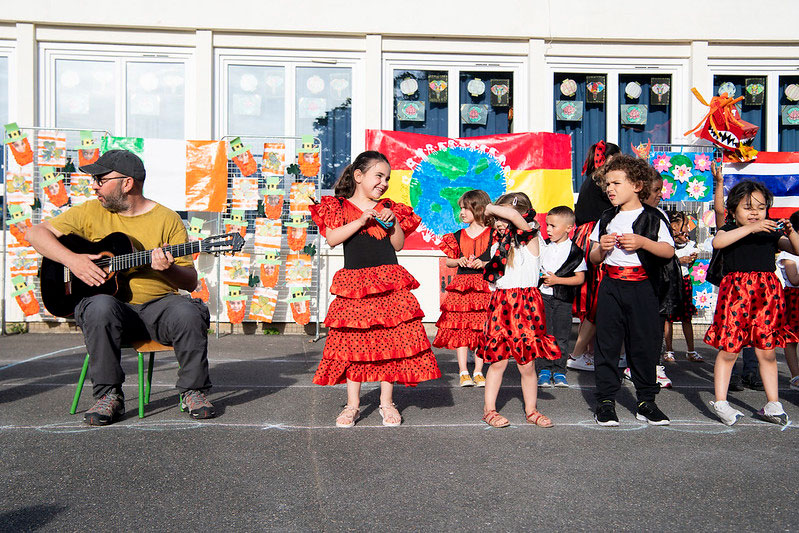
xmin=651 ymin=151 xmax=714 ymax=202
xmin=185 ymin=140 xmax=228 ymax=212
xmin=365 ymin=130 xmax=573 ymax=249
xmin=724 ymin=152 xmax=799 ymax=220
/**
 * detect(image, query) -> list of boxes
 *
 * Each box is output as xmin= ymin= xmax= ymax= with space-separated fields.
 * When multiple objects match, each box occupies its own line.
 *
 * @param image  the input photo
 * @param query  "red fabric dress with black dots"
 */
xmin=310 ymin=196 xmax=441 ymax=386
xmin=433 ymin=228 xmax=492 ymax=350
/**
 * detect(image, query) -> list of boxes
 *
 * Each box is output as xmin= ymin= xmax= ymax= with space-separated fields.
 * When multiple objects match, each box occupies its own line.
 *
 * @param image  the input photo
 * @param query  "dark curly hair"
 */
xmin=598 ymin=154 xmax=652 ymax=202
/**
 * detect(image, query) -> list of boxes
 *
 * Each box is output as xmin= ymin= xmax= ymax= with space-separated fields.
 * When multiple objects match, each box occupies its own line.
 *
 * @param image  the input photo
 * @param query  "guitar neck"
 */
xmin=109 ymin=241 xmax=200 ymax=272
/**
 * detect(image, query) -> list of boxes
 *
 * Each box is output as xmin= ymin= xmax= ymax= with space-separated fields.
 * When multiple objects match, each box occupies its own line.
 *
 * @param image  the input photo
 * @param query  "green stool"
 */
xmin=70 ymin=340 xmax=174 ymax=418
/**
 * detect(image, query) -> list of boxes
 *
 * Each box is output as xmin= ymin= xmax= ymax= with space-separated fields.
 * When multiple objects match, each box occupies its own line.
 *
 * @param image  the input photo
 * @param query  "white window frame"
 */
xmin=39 ymin=42 xmax=195 ymax=137
xmin=708 ymin=59 xmax=799 ymax=152
xmin=0 ymin=42 xmax=15 ymax=126
xmin=383 ymin=53 xmax=529 ymax=136
xmin=215 ymin=48 xmax=365 ymax=154
xmin=544 ymin=56 xmax=690 ymax=145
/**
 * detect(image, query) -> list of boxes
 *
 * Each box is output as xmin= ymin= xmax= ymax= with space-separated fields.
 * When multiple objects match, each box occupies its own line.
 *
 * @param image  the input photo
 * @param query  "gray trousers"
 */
xmin=535 ymin=293 xmax=572 ymax=373
xmin=74 ymin=293 xmax=211 ymax=398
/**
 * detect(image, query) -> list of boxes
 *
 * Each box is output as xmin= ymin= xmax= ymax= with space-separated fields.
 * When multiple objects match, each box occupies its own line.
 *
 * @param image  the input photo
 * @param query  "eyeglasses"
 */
xmin=92 ymin=175 xmax=128 ymax=187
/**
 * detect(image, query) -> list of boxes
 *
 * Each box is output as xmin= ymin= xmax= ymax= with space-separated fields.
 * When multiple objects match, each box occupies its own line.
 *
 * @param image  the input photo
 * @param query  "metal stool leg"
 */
xmin=137 ymin=351 xmax=145 ymax=418
xmin=145 ymin=352 xmax=155 ymax=404
xmin=70 ymin=353 xmax=91 ymax=414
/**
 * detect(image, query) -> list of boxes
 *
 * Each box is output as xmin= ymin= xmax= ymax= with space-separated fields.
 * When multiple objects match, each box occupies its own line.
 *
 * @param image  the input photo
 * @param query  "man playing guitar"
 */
xmin=27 ymin=150 xmax=215 ymax=425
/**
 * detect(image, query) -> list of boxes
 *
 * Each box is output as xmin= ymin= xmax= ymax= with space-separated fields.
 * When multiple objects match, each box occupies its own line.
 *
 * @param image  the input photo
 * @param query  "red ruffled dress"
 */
xmin=433 ymin=228 xmax=492 ymax=350
xmin=778 ymin=252 xmax=799 ymax=343
xmin=310 ymin=196 xmax=441 ymax=386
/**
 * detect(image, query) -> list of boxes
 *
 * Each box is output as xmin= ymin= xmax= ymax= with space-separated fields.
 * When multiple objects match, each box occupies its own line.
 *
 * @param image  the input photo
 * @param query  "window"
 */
xmin=617 ymin=74 xmax=671 ymax=149
xmin=219 ymin=52 xmax=360 ymax=188
xmin=779 ymin=75 xmax=799 ymax=152
xmin=42 ymin=45 xmax=191 ymax=139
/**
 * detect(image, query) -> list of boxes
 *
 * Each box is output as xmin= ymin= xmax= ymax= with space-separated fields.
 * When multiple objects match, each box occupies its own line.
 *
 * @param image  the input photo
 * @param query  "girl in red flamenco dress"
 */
xmin=433 ymin=189 xmax=492 ymax=388
xmin=705 ymin=181 xmax=799 ymax=426
xmin=477 ymin=192 xmax=561 ymax=428
xmin=310 ymin=151 xmax=440 ymax=428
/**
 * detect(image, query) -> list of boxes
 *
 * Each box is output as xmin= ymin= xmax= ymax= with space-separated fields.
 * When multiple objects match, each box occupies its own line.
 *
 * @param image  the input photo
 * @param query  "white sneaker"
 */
xmin=566 ymin=353 xmax=594 ymax=371
xmin=790 ymin=376 xmax=799 ymax=392
xmin=656 ymin=365 xmax=672 ymax=388
xmin=710 ymin=400 xmax=744 ymax=426
xmin=755 ymin=401 xmax=790 ymax=426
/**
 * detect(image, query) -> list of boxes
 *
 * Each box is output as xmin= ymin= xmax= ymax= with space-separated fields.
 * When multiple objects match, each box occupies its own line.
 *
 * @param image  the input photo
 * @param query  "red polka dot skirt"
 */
xmin=433 ymin=273 xmax=491 ymax=350
xmin=476 ymin=287 xmax=562 ymax=365
xmin=315 ymin=263 xmax=441 ymax=386
xmin=704 ymin=271 xmax=787 ymax=353
xmin=783 ymin=286 xmax=799 ymax=344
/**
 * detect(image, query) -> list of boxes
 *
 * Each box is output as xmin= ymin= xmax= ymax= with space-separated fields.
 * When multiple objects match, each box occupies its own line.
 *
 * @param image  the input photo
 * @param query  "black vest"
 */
xmin=453 ymin=228 xmax=494 ymax=276
xmin=597 ymin=205 xmax=682 ymax=316
xmin=539 ymin=240 xmax=585 ymax=303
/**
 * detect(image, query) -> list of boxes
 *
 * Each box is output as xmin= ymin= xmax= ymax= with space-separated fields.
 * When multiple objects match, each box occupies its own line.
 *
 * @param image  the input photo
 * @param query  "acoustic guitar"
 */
xmin=40 ymin=231 xmax=244 ymax=317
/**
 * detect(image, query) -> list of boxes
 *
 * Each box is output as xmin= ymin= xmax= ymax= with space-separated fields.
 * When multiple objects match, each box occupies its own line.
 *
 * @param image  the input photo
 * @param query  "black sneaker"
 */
xmin=635 ymin=400 xmax=670 ymax=426
xmin=728 ymin=373 xmax=744 ymax=392
xmin=181 ymin=390 xmax=216 ymax=419
xmin=594 ymin=400 xmax=619 ymax=427
xmin=84 ymin=392 xmax=125 ymax=426
xmin=742 ymin=372 xmax=765 ymax=391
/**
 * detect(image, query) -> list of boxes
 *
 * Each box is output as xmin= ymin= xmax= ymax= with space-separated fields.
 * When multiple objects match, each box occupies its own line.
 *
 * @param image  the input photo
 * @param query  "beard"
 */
xmin=100 ymin=182 xmax=130 ymax=213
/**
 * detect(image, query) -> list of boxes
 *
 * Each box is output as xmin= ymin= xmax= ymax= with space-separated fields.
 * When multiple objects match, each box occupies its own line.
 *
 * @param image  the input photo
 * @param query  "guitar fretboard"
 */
xmin=109 ymin=241 xmax=201 ymax=272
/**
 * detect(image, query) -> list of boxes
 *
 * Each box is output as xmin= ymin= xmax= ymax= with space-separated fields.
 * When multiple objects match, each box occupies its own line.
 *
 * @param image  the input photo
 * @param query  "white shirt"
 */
xmin=778 ymin=251 xmax=799 ymax=288
xmin=539 ymin=236 xmax=588 ymax=296
xmin=589 ymin=207 xmax=674 ymax=267
xmin=675 ymin=240 xmax=699 ymax=277
xmin=490 ymin=243 xmax=541 ymax=290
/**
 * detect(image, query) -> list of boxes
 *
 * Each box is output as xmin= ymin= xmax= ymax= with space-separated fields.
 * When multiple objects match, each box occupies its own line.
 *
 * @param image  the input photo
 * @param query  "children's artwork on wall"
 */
xmin=40 ymin=167 xmax=69 ymax=207
xmin=781 ymin=105 xmax=799 ymax=126
xmin=650 ymin=151 xmax=714 ymax=202
xmin=286 ymin=215 xmax=309 ymax=252
xmin=585 ymin=75 xmax=606 ymax=104
xmin=298 ymin=97 xmax=326 ymax=119
xmin=223 ymin=253 xmax=251 ymax=286
xmin=460 ymin=104 xmax=488 ymax=125
xmin=555 ymin=100 xmax=583 ymax=121
xmin=228 ymin=137 xmax=257 ymax=177
xmin=490 ymin=79 xmax=510 ymax=107
xmin=223 ymin=209 xmax=248 ymax=238
xmin=785 ymin=84 xmax=799 ymax=102
xmin=77 ymin=130 xmax=100 ymax=166
xmin=232 ymin=176 xmax=259 ymax=210
xmin=257 ymin=251 xmax=282 ymax=289
xmin=289 ymin=181 xmax=315 ymax=214
xmin=262 ymin=142 xmax=286 ymax=176
xmin=428 ymin=74 xmax=448 ymax=103
xmin=249 ymin=287 xmax=279 ymax=322
xmin=41 ymin=201 xmax=67 ymax=221
xmin=6 ymin=171 xmax=34 ymax=204
xmin=9 ymin=247 xmax=39 ymax=276
xmin=744 ymin=78 xmax=765 ymax=106
xmin=288 ymin=287 xmax=311 ymax=325
xmin=625 ymin=81 xmax=642 ymax=100
xmin=261 ymin=176 xmax=285 ymax=219
xmin=397 ymin=101 xmax=425 ymax=122
xmin=36 ymin=130 xmax=67 ymax=167
xmin=631 ymin=140 xmax=652 ymax=160
xmin=4 ymin=123 xmax=34 ymax=166
xmin=187 ymin=217 xmax=210 ymax=260
xmin=285 ymin=253 xmax=313 ymax=287
xmin=69 ymin=173 xmax=94 ymax=205
xmin=330 ymin=77 xmax=350 ymax=99
xmin=467 ymin=78 xmax=485 ymax=98
xmin=400 ymin=77 xmax=418 ymax=96
xmin=7 ymin=205 xmax=33 ymax=246
xmin=650 ymin=78 xmax=670 ymax=105
xmin=560 ymin=79 xmax=577 ymax=97
xmin=11 ymin=276 xmax=40 ymax=318
xmin=620 ymin=104 xmax=648 ymax=126
xmin=297 ymin=136 xmax=321 ymax=178
xmin=190 ymin=273 xmax=210 ymax=303
xmin=689 ymin=259 xmax=716 ymax=310
xmin=223 ymin=284 xmax=247 ymax=324
xmin=254 ymin=218 xmax=282 ymax=253
xmin=718 ymin=81 xmax=736 ymax=97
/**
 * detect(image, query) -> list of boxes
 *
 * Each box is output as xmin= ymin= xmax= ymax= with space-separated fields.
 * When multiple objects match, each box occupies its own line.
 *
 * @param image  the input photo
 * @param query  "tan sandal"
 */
xmin=482 ymin=410 xmax=510 ymax=428
xmin=378 ymin=403 xmax=402 ymax=427
xmin=526 ymin=410 xmax=553 ymax=428
xmin=335 ymin=405 xmax=360 ymax=428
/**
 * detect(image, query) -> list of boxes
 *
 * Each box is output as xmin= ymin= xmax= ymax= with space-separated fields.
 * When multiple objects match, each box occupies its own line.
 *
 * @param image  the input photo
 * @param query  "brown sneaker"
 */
xmin=84 ymin=392 xmax=125 ymax=426
xmin=180 ymin=390 xmax=215 ymax=419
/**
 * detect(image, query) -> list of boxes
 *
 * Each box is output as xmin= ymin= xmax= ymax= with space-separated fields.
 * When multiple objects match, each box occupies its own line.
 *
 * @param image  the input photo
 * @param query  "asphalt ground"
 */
xmin=1 ymin=331 xmax=798 ymax=532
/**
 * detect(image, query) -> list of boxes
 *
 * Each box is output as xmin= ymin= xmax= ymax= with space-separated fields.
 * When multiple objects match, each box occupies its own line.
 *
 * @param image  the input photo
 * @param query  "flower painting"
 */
xmin=648 ymin=152 xmax=714 ymax=202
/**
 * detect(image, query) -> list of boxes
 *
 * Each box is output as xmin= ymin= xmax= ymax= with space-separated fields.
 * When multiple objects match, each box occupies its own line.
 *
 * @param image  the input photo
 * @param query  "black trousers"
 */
xmin=74 ymin=294 xmax=211 ymax=398
xmin=536 ymin=294 xmax=571 ymax=373
xmin=594 ymin=276 xmax=661 ymax=403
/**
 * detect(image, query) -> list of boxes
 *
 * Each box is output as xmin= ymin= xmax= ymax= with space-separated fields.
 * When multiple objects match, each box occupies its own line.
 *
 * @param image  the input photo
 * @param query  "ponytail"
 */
xmin=333 ymin=150 xmax=390 ymax=198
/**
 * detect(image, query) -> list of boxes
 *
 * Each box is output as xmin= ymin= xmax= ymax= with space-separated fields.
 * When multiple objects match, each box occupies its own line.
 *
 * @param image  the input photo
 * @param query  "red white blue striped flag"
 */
xmin=724 ymin=151 xmax=799 ymax=219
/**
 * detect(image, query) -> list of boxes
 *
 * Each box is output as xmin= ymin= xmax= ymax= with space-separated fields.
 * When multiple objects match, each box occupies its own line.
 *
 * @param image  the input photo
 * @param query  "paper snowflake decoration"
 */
xmin=690 ymin=263 xmax=708 ymax=284
xmin=661 ymin=180 xmax=675 ymax=200
xmin=672 ymin=164 xmax=693 ymax=183
xmin=693 ymin=288 xmax=717 ymax=310
xmin=686 ymin=178 xmax=708 ymax=200
xmin=653 ymin=154 xmax=672 ymax=173
xmin=693 ymin=153 xmax=712 ymax=172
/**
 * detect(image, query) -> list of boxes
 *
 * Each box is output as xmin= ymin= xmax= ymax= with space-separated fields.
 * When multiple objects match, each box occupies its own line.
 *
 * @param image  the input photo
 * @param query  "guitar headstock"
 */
xmin=201 ymin=232 xmax=245 ymax=255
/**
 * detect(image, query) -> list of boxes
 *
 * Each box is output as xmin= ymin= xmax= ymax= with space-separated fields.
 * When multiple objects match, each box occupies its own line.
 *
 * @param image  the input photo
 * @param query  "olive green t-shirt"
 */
xmin=49 ymin=199 xmax=193 ymax=304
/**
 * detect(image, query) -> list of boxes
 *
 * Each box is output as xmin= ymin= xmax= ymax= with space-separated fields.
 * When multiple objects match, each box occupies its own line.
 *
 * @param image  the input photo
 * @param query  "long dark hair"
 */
xmin=583 ymin=141 xmax=621 ymax=182
xmin=459 ymin=189 xmax=491 ymax=225
xmin=333 ymin=151 xmax=390 ymax=198
xmin=726 ymin=180 xmax=773 ymax=225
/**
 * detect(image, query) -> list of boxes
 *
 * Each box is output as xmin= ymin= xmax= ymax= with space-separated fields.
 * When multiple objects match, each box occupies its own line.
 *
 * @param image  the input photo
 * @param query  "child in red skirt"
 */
xmin=705 ymin=180 xmax=799 ymax=426
xmin=310 ymin=151 xmax=441 ymax=428
xmin=477 ymin=192 xmax=561 ymax=428
xmin=663 ymin=210 xmax=701 ymax=363
xmin=434 ymin=189 xmax=492 ymax=387
xmin=777 ymin=246 xmax=799 ymax=391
